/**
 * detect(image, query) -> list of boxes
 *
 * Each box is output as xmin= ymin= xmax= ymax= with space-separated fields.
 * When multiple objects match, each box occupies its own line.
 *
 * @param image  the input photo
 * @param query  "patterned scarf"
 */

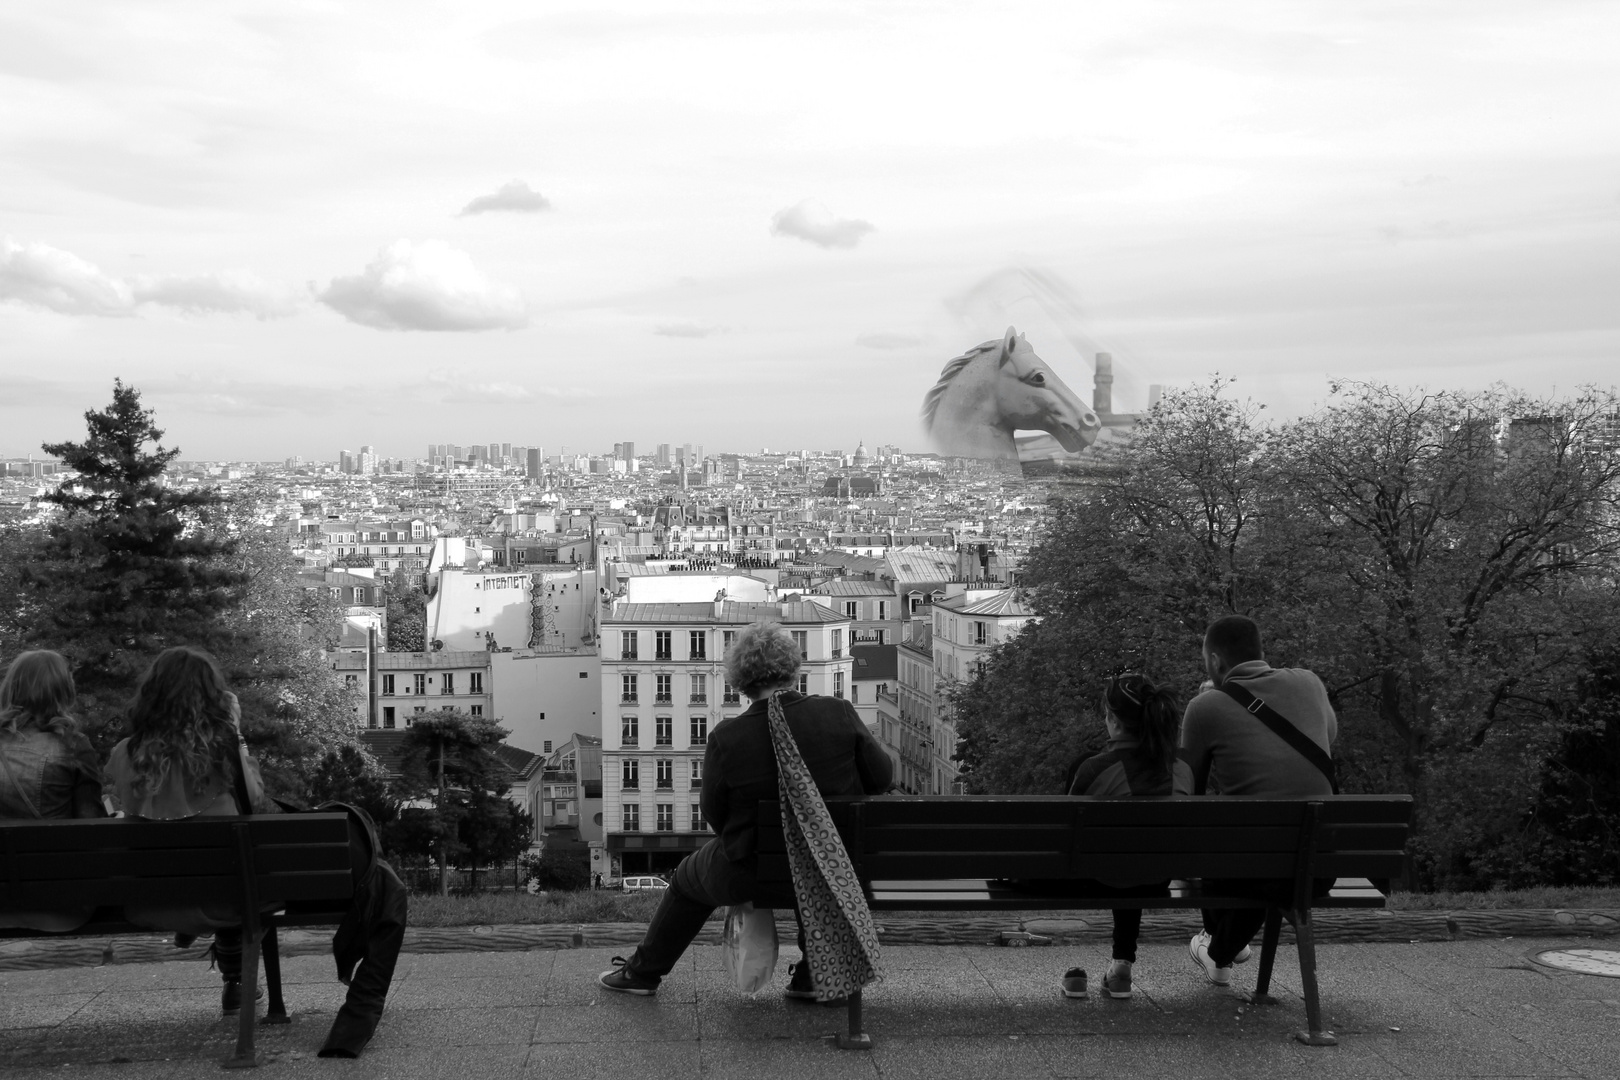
xmin=766 ymin=690 xmax=883 ymax=1001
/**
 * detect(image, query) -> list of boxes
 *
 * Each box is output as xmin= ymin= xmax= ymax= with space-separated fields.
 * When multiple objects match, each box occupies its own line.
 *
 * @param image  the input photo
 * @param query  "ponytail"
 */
xmin=1104 ymin=674 xmax=1183 ymax=775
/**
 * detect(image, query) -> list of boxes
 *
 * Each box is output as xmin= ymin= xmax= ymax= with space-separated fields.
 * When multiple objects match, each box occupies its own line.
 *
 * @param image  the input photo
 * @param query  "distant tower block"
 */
xmin=1093 ymin=352 xmax=1114 ymax=416
xmin=1149 ymin=384 xmax=1164 ymax=410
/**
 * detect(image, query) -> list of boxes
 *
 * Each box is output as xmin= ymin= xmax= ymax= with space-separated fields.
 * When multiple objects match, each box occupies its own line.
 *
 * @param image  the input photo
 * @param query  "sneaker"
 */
xmin=598 ymin=956 xmax=658 ymax=996
xmin=1061 ymin=967 xmax=1088 ymax=998
xmin=1102 ymin=959 xmax=1133 ymax=999
xmin=220 ymin=980 xmax=264 ymax=1017
xmin=1188 ymin=931 xmax=1232 ymax=987
xmin=1233 ymin=943 xmax=1253 ymax=964
xmin=784 ymin=961 xmax=818 ymax=1000
xmin=174 ymin=933 xmax=197 ymax=950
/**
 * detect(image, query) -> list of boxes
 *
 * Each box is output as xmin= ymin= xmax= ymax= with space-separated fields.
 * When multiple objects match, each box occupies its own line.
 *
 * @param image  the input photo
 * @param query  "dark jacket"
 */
xmin=1067 ymin=736 xmax=1195 ymax=797
xmin=701 ymin=691 xmax=893 ymax=867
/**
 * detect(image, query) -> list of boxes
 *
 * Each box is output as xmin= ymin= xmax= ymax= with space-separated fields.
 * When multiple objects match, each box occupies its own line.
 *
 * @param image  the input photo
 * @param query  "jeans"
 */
xmin=625 ymin=838 xmax=805 ymax=983
xmin=1200 ymin=878 xmax=1333 ymax=966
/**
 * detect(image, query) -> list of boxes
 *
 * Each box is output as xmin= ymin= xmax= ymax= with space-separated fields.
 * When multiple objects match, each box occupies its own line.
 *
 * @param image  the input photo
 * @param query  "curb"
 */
xmin=2 ymin=909 xmax=1615 ymax=973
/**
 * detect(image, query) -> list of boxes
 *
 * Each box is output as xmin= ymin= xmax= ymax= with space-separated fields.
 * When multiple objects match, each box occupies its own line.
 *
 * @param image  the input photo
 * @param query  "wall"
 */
xmin=427 ymin=570 xmax=533 ymax=652
xmin=490 ymin=650 xmax=603 ymax=757
xmin=623 ymin=572 xmax=773 ymax=605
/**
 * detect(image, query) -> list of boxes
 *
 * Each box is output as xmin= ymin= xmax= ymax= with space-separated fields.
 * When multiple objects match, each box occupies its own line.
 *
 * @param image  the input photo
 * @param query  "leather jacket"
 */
xmin=0 ymin=725 xmax=104 ymax=820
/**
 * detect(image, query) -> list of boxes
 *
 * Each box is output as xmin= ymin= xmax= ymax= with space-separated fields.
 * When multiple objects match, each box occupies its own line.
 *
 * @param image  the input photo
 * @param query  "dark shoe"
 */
xmin=221 ymin=980 xmax=265 ymax=1017
xmin=1061 ymin=967 xmax=1089 ymax=999
xmin=783 ymin=961 xmax=818 ymax=1000
xmin=174 ymin=933 xmax=197 ymax=949
xmin=1102 ymin=960 xmax=1132 ymax=999
xmin=598 ymin=956 xmax=658 ymax=996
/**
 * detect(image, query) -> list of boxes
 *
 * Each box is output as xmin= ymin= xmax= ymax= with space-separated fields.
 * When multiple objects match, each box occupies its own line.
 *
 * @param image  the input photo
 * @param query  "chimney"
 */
xmin=1093 ymin=353 xmax=1114 ymax=416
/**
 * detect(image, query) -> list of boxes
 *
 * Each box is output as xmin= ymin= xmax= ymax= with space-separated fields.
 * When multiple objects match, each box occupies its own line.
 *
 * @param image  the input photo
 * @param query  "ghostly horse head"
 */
xmin=921 ymin=327 xmax=1100 ymax=460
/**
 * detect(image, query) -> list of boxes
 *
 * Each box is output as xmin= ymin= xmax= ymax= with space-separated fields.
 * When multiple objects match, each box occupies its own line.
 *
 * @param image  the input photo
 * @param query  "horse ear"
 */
xmin=999 ymin=327 xmax=1018 ymax=366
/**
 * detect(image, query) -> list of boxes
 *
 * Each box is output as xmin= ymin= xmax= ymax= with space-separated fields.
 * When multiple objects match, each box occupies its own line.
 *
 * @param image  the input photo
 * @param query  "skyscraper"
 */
xmin=656 ymin=443 xmax=671 ymax=465
xmin=622 ymin=441 xmax=635 ymax=461
xmin=526 ymin=448 xmax=542 ymax=479
xmin=501 ymin=442 xmax=512 ymax=461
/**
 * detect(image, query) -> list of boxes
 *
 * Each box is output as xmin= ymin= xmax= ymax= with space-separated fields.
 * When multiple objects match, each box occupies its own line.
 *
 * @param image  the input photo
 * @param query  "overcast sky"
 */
xmin=2 ymin=1 xmax=1616 ymax=461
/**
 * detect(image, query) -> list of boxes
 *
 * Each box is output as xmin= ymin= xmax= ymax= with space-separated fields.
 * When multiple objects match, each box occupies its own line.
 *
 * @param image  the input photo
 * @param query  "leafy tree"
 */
xmin=389 ymin=710 xmax=520 ymax=894
xmin=307 ymin=743 xmax=398 ymax=828
xmin=524 ymin=845 xmax=591 ymax=891
xmin=385 ymin=582 xmax=427 ymax=653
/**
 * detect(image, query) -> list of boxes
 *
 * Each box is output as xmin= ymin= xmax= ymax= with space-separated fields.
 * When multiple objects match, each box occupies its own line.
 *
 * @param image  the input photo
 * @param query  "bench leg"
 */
xmin=261 ymin=927 xmax=289 ymax=1025
xmin=223 ymin=927 xmax=264 ymax=1068
xmin=835 ymin=989 xmax=873 ymax=1050
xmin=1291 ymin=908 xmax=1337 ymax=1047
xmin=1244 ymin=907 xmax=1284 ymax=1006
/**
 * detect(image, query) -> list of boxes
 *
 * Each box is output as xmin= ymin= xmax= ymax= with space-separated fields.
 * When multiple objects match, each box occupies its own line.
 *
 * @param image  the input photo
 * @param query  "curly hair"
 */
xmin=123 ymin=647 xmax=240 ymax=799
xmin=0 ymin=650 xmax=79 ymax=737
xmin=724 ymin=621 xmax=801 ymax=699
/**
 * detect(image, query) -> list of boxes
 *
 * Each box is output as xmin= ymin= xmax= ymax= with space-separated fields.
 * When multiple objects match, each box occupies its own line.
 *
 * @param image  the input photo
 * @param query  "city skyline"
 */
xmin=2 ymin=2 xmax=1617 ymax=460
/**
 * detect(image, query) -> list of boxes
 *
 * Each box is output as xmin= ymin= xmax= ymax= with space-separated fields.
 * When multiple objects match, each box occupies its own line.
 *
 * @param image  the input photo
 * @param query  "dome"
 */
xmin=853 ymin=441 xmax=870 ymax=465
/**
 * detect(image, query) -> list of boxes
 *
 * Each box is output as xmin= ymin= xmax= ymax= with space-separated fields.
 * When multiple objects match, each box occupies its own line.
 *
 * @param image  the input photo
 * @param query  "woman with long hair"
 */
xmin=1060 ymin=671 xmax=1192 ymax=1000
xmin=0 ymin=650 xmax=105 ymax=931
xmin=106 ymin=646 xmax=265 ymax=1015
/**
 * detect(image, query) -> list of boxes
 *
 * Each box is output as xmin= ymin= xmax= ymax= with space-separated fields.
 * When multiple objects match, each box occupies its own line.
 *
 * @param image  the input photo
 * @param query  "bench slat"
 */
xmin=0 ymin=816 xmax=350 ymax=851
xmin=10 ymin=843 xmax=352 ymax=881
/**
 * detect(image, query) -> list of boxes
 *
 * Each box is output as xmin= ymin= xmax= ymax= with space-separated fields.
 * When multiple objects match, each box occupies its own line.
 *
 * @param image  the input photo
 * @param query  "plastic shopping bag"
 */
xmin=720 ymin=902 xmax=779 ymax=994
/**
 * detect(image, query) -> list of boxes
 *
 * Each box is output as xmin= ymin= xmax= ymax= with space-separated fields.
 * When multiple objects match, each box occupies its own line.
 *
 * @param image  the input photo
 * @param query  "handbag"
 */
xmin=1220 ymin=682 xmax=1338 ymax=793
xmin=720 ymin=901 xmax=779 ymax=994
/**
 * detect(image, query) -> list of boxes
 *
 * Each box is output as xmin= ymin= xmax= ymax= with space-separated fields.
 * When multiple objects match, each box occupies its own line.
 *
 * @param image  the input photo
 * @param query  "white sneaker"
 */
xmin=1233 ymin=944 xmax=1253 ymax=964
xmin=1188 ymin=931 xmax=1232 ymax=987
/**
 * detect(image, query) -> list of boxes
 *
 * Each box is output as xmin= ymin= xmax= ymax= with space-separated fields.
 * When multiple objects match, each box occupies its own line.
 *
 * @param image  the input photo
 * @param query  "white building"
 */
xmin=929 ymin=589 xmax=1037 ymax=795
xmin=597 ymin=597 xmax=854 ymax=880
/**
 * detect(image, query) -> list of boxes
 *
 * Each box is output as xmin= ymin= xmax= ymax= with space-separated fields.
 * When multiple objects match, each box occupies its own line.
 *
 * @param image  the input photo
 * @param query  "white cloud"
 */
xmin=0 ymin=235 xmax=133 ymax=316
xmin=317 ymin=239 xmax=528 ymax=332
xmin=770 ymin=200 xmax=875 ymax=249
xmin=130 ymin=271 xmax=303 ymax=319
xmin=855 ymin=332 xmax=925 ymax=349
xmin=653 ymin=322 xmax=722 ymax=338
xmin=459 ymin=179 xmax=552 ymax=216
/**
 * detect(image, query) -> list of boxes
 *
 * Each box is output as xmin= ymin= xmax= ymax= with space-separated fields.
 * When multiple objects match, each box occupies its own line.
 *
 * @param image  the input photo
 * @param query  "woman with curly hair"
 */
xmin=599 ymin=620 xmax=893 ymax=1000
xmin=107 ymin=646 xmax=265 ymax=1015
xmin=0 ymin=650 xmax=106 ymax=931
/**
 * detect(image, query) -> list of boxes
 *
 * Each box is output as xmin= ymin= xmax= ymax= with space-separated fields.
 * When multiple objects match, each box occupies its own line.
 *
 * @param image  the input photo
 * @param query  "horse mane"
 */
xmin=921 ymin=341 xmax=1003 ymax=431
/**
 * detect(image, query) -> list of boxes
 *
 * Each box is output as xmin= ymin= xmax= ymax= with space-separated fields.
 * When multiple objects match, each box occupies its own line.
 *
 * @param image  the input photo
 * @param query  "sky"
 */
xmin=1 ymin=0 xmax=1617 ymax=461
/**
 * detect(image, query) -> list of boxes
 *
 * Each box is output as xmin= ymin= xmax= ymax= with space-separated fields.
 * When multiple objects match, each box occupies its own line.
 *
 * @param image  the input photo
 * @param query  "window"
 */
xmin=382 ymin=706 xmax=395 ymax=729
xmin=973 ymin=621 xmax=987 ymax=646
xmin=543 ymin=740 xmax=552 ymax=753
xmin=656 ymin=759 xmax=674 ymax=789
xmin=621 ymin=715 xmax=639 ymax=747
xmin=441 ymin=672 xmax=455 ymax=694
xmin=791 ymin=630 xmax=807 ymax=659
xmin=622 ymin=804 xmax=640 ymax=831
xmin=689 ymin=673 xmax=707 ymax=704
xmin=690 ymin=715 xmax=707 ymax=746
xmin=469 ymin=672 xmax=483 ymax=694
xmin=844 ymin=601 xmax=858 ymax=619
xmin=470 ymin=705 xmax=483 ymax=717
xmin=622 ymin=759 xmax=639 ymax=787
xmin=655 ymin=630 xmax=672 ymax=661
xmin=691 ymin=758 xmax=703 ymax=788
xmin=621 ymin=630 xmax=638 ymax=660
xmin=874 ymin=629 xmax=887 ymax=645
xmin=723 ymin=630 xmax=736 ymax=652
xmin=722 ymin=680 xmax=739 ymax=705
xmin=344 ymin=673 xmax=358 ymax=689
xmin=656 ymin=804 xmax=674 ymax=832
xmin=834 ymin=671 xmax=845 ymax=699
xmin=689 ymin=630 xmax=706 ymax=660
xmin=909 ymin=594 xmax=921 ymax=615
xmin=796 ymin=673 xmax=808 ymax=695
xmin=852 ymin=684 xmax=859 ymax=704
xmin=413 ymin=706 xmax=426 ymax=715
xmin=621 ymin=673 xmax=638 ymax=704
xmin=382 ymin=674 xmax=395 ymax=695
xmin=831 ymin=629 xmax=843 ymax=658
xmin=877 ymin=601 xmax=888 ymax=620
xmin=413 ymin=673 xmax=425 ymax=695
xmin=691 ymin=803 xmax=706 ymax=831
xmin=655 ymin=673 xmax=672 ymax=704
xmin=655 ymin=715 xmax=673 ymax=746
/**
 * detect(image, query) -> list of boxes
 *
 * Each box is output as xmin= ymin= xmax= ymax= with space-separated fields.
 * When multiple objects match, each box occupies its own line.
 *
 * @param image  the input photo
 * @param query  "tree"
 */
xmin=18 ymin=381 xmax=245 ymax=741
xmin=385 ymin=580 xmax=427 ymax=653
xmin=389 ymin=710 xmax=519 ymax=894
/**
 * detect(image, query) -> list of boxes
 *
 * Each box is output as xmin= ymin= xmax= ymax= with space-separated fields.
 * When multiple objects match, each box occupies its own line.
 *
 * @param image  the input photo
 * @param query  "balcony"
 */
xmin=656 ymin=781 xmax=673 ymax=790
xmin=688 ymin=694 xmax=707 ymax=705
xmin=620 ymin=694 xmax=639 ymax=705
xmin=621 ymin=739 xmax=639 ymax=749
xmin=621 ymin=652 xmax=638 ymax=662
xmin=654 ymin=695 xmax=673 ymax=706
xmin=722 ymin=694 xmax=740 ymax=706
xmin=621 ymin=780 xmax=639 ymax=790
xmin=832 ymin=649 xmax=843 ymax=659
xmin=655 ymin=652 xmax=672 ymax=662
xmin=690 ymin=778 xmax=702 ymax=790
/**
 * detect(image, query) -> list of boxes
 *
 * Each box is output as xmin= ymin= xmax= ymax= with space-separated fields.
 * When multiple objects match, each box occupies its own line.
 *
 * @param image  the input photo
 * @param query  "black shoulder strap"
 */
xmin=224 ymin=728 xmax=257 ymax=815
xmin=1220 ymin=682 xmax=1338 ymax=794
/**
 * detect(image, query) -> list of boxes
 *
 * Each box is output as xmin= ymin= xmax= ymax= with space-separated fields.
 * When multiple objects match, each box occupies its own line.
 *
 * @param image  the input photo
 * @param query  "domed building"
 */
xmin=852 ymin=441 xmax=870 ymax=468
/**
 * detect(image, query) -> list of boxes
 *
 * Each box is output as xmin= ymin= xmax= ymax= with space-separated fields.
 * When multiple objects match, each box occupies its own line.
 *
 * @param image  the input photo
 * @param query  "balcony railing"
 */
xmin=722 ymin=694 xmax=740 ymax=706
xmin=688 ymin=694 xmax=707 ymax=705
xmin=621 ymin=738 xmax=639 ymax=749
xmin=654 ymin=695 xmax=672 ymax=706
xmin=620 ymin=695 xmax=639 ymax=705
xmin=655 ymin=780 xmax=673 ymax=790
xmin=621 ymin=780 xmax=639 ymax=789
xmin=655 ymin=652 xmax=672 ymax=662
xmin=621 ymin=651 xmax=638 ymax=661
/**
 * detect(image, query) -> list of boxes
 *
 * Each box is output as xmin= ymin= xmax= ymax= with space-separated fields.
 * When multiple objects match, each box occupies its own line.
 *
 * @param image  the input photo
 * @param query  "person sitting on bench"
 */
xmin=105 ymin=646 xmax=267 ymax=1016
xmin=0 ymin=650 xmax=106 ymax=933
xmin=598 ymin=620 xmax=893 ymax=999
xmin=1182 ymin=615 xmax=1337 ymax=987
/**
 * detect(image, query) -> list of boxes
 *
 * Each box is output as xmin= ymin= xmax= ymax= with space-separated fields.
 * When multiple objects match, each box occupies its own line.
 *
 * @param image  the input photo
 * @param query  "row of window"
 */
xmin=616 ymin=629 xmax=844 ymax=661
xmin=619 ymin=673 xmax=737 ymax=705
xmin=620 ymin=757 xmax=702 ymax=789
xmin=368 ymin=703 xmax=483 ymax=729
xmin=620 ymin=715 xmax=711 ymax=747
xmin=839 ymin=600 xmax=891 ymax=621
xmin=378 ymin=672 xmax=484 ymax=695
xmin=621 ymin=803 xmax=706 ymax=832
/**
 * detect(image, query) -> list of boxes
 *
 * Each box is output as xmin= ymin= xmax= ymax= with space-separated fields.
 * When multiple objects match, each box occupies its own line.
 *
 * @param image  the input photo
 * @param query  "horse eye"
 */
xmin=1026 ymin=371 xmax=1046 ymax=386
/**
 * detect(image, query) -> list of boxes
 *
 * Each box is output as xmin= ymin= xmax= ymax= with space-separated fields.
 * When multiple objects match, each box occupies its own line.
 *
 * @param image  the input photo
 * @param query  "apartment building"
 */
xmin=929 ymin=589 xmax=1037 ymax=795
xmin=317 ymin=518 xmax=436 ymax=573
xmin=597 ymin=598 xmax=854 ymax=879
xmin=335 ymin=650 xmax=494 ymax=731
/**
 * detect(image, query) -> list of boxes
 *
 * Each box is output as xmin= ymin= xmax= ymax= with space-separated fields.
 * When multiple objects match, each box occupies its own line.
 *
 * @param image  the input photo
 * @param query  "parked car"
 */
xmin=621 ymin=875 xmax=669 ymax=892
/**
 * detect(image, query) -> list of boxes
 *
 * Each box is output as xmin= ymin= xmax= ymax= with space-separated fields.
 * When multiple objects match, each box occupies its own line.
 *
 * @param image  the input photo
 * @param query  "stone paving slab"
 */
xmin=0 ymin=939 xmax=1617 ymax=1077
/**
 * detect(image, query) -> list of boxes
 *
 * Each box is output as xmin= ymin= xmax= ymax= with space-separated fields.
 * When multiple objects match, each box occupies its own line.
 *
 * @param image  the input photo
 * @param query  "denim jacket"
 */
xmin=0 ymin=726 xmax=104 ymax=820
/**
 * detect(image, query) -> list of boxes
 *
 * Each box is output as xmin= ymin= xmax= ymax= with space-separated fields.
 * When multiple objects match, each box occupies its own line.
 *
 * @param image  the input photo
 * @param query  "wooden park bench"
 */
xmin=757 ymin=794 xmax=1413 ymax=1049
xmin=0 ymin=814 xmax=357 ymax=1068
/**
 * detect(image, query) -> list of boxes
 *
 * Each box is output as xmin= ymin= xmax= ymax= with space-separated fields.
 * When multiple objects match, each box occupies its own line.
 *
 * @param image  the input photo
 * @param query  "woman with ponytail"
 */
xmin=599 ymin=620 xmax=892 ymax=1001
xmin=1060 ymin=672 xmax=1193 ymax=1000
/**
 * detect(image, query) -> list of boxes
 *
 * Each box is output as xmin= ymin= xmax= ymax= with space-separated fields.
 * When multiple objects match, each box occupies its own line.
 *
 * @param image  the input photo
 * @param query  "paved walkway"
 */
xmin=2 ymin=936 xmax=1617 ymax=1078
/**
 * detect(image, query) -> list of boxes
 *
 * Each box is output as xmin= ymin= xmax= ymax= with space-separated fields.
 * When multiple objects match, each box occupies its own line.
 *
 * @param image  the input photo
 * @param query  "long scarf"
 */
xmin=766 ymin=690 xmax=883 ymax=1001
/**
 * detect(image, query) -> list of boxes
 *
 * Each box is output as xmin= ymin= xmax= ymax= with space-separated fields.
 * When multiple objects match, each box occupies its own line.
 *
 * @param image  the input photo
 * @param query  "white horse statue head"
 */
xmin=921 ymin=327 xmax=1100 ymax=460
